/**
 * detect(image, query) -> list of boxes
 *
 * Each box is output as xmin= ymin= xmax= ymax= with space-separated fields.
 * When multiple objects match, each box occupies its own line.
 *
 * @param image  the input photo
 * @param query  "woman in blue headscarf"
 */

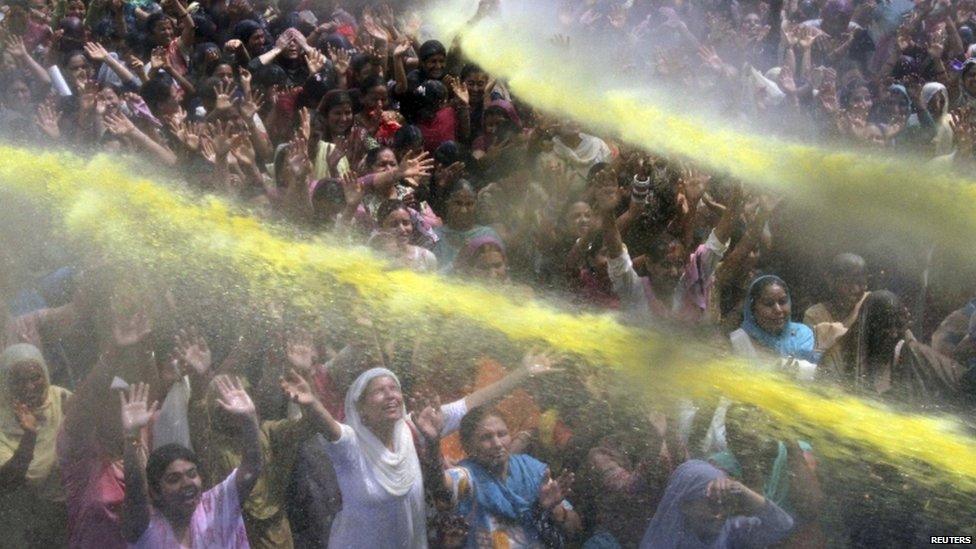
xmin=419 ymin=406 xmax=582 ymax=548
xmin=729 ymin=275 xmax=818 ymax=365
xmin=699 ymin=276 xmax=818 ymax=455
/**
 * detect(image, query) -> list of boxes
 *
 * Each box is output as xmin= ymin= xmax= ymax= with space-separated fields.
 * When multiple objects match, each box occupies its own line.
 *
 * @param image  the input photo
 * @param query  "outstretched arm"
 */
xmin=211 ymin=375 xmax=264 ymax=501
xmin=279 ymin=369 xmax=343 ymax=442
xmin=120 ymin=383 xmax=158 ymax=542
xmin=462 ymin=350 xmax=562 ymax=411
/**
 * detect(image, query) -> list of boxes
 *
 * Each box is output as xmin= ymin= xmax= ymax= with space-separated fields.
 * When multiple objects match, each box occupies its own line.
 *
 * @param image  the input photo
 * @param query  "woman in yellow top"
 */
xmin=0 ymin=343 xmax=72 ymax=548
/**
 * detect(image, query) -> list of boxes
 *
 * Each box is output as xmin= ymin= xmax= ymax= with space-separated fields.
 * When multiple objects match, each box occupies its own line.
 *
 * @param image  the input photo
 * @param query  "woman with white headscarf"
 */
xmin=907 ymin=82 xmax=955 ymax=157
xmin=0 ymin=343 xmax=72 ymax=547
xmin=319 ymin=367 xmax=427 ymax=549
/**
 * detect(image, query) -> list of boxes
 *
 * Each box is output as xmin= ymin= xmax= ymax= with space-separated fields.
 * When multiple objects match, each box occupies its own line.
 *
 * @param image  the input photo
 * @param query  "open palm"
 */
xmin=120 ymin=382 xmax=158 ymax=434
xmin=213 ymin=375 xmax=256 ymax=417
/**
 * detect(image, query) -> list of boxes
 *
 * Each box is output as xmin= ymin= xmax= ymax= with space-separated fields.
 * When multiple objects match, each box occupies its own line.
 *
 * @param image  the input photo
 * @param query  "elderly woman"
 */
xmin=418 ymin=406 xmax=582 ymax=548
xmin=316 ymin=367 xmax=428 ymax=548
xmin=0 ymin=344 xmax=71 ymax=548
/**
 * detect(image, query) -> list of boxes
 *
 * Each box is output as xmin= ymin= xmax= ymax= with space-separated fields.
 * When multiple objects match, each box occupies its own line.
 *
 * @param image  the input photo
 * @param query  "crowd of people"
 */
xmin=0 ymin=0 xmax=975 ymax=546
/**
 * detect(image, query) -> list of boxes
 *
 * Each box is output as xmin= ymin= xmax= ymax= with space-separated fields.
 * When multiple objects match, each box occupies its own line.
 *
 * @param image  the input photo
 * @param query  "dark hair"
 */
xmin=839 ymin=79 xmax=871 ymax=109
xmin=418 ymin=79 xmax=447 ymax=120
xmin=140 ymin=73 xmax=175 ymax=115
xmin=859 ymin=290 xmax=905 ymax=360
xmin=145 ymin=12 xmax=171 ymax=44
xmin=146 ymin=444 xmax=200 ymax=494
xmin=433 ymin=141 xmax=460 ymax=165
xmin=446 ymin=178 xmax=476 ymax=200
xmin=376 ymin=199 xmax=408 ymax=226
xmin=358 ymin=74 xmax=387 ymax=95
xmin=418 ymin=39 xmax=446 ymax=61
xmin=365 ymin=146 xmax=394 ymax=168
xmin=459 ymin=407 xmax=507 ymax=453
xmin=749 ymin=276 xmax=789 ymax=312
xmin=318 ymin=89 xmax=353 ymax=115
xmin=197 ymin=76 xmax=221 ymax=107
xmin=646 ymin=234 xmax=681 ymax=264
xmin=393 ymin=125 xmax=423 ymax=152
xmin=460 ymin=63 xmax=485 ymax=80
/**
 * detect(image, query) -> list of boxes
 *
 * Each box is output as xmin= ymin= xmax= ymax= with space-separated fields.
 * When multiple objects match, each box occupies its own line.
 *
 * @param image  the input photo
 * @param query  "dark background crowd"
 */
xmin=0 ymin=0 xmax=975 ymax=547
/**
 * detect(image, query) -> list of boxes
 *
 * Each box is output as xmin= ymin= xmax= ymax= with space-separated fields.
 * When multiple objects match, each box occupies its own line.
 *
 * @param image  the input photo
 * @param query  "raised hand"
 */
xmin=698 ymin=45 xmax=724 ymax=72
xmin=103 ymin=111 xmax=136 ymax=135
xmin=434 ymin=161 xmax=465 ymax=188
xmin=327 ymin=137 xmax=348 ymax=173
xmin=34 ymin=101 xmax=61 ymax=139
xmin=414 ymin=398 xmax=445 ymax=441
xmin=362 ymin=12 xmax=391 ymax=42
xmin=706 ymin=477 xmax=748 ymax=506
xmin=446 ymin=76 xmax=469 ymax=106
xmin=170 ymin=119 xmax=202 ymax=152
xmin=326 ymin=45 xmax=350 ymax=74
xmin=538 ymin=469 xmax=575 ymax=510
xmin=83 ymin=41 xmax=109 ymax=62
xmin=279 ymin=368 xmax=316 ymax=406
xmin=238 ymin=67 xmax=252 ymax=94
xmin=119 ymin=382 xmax=158 ymax=435
xmin=230 ymin=133 xmax=257 ymax=167
xmin=520 ymin=349 xmax=564 ymax=377
xmin=399 ymin=150 xmax=434 ymax=180
xmin=111 ymin=305 xmax=151 ymax=346
xmin=13 ymin=402 xmax=38 ymax=433
xmin=205 ymin=119 xmax=235 ymax=159
xmin=393 ymin=38 xmax=412 ymax=58
xmin=297 ymin=107 xmax=311 ymax=141
xmin=798 ymin=25 xmax=824 ymax=50
xmin=4 ymin=35 xmax=28 ymax=58
xmin=214 ymin=80 xmax=238 ymax=112
xmin=927 ymin=31 xmax=946 ymax=59
xmin=212 ymin=375 xmax=256 ymax=418
xmin=285 ymin=330 xmax=317 ymax=371
xmin=150 ymin=46 xmax=169 ymax=72
xmin=284 ymin=135 xmax=311 ymax=181
xmin=174 ymin=327 xmax=211 ymax=376
xmin=305 ymin=48 xmax=327 ymax=74
xmin=340 ymin=171 xmax=365 ymax=207
xmin=223 ymin=39 xmax=244 ymax=53
xmin=125 ymin=53 xmax=145 ymax=75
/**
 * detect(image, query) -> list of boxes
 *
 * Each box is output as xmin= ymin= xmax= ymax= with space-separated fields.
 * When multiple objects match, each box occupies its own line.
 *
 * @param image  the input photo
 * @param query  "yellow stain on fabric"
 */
xmin=433 ymin=8 xmax=976 ymax=263
xmin=1 ymin=145 xmax=975 ymax=495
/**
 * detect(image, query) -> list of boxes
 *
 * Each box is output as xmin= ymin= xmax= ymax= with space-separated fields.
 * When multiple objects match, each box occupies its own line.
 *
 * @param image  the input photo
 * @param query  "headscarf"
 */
xmin=343 ymin=368 xmax=426 ymax=547
xmin=922 ymin=82 xmax=950 ymax=120
xmin=233 ymin=19 xmax=263 ymax=44
xmin=484 ymin=99 xmax=523 ymax=129
xmin=453 ymin=235 xmax=506 ymax=274
xmin=740 ymin=275 xmax=816 ymax=362
xmin=888 ymin=84 xmax=912 ymax=113
xmin=0 ymin=344 xmax=70 ymax=498
xmin=920 ymin=82 xmax=955 ymax=156
xmin=957 ymin=59 xmax=976 ymax=109
xmin=457 ymin=453 xmax=548 ymax=530
xmin=639 ymin=460 xmax=727 ymax=549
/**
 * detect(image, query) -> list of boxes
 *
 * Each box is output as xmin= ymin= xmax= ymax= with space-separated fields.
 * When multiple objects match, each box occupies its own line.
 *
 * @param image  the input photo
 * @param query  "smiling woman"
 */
xmin=324 ymin=368 xmax=428 ymax=549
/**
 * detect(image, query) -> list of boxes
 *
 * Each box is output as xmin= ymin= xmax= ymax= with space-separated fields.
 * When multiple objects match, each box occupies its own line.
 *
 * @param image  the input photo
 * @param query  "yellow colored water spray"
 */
xmin=1 ymin=145 xmax=974 ymax=507
xmin=428 ymin=2 xmax=976 ymax=265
